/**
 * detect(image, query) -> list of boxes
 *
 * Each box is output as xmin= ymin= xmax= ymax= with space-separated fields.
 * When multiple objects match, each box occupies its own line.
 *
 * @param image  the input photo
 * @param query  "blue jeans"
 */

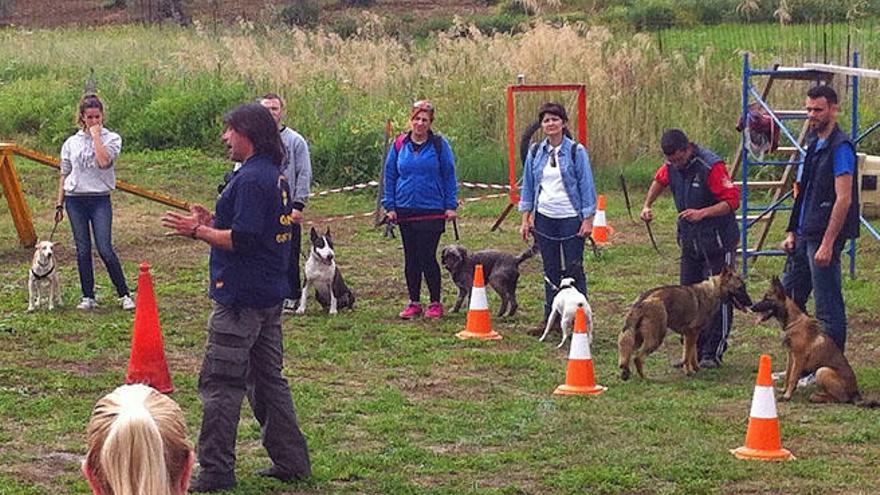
xmin=65 ymin=195 xmax=130 ymax=299
xmin=782 ymin=237 xmax=847 ymax=352
xmin=534 ymin=213 xmax=587 ymax=319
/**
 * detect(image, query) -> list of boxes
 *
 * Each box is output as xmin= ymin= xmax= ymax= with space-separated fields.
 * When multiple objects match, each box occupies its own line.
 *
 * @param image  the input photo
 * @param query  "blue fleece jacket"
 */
xmin=382 ymin=132 xmax=458 ymax=212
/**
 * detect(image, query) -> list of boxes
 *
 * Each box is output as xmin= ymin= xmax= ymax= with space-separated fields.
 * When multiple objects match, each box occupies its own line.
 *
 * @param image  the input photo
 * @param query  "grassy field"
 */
xmin=0 ymin=149 xmax=878 ymax=494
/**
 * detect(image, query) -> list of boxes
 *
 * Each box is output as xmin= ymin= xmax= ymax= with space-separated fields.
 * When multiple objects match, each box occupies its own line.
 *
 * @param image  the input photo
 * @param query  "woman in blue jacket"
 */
xmin=518 ymin=102 xmax=597 ymax=323
xmin=383 ymin=100 xmax=458 ymax=319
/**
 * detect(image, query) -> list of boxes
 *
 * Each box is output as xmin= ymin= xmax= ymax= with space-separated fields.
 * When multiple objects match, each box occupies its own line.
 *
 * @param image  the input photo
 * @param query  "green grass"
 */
xmin=0 ymin=149 xmax=878 ymax=494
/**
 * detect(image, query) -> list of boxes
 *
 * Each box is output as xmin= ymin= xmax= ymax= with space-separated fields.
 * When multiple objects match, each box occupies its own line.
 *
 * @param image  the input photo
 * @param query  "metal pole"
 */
xmin=849 ymin=51 xmax=859 ymax=277
xmin=740 ymin=52 xmax=751 ymax=276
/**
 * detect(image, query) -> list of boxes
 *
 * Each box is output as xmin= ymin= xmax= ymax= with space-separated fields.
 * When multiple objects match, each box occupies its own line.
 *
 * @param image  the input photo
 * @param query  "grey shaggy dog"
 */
xmin=440 ymin=243 xmax=538 ymax=316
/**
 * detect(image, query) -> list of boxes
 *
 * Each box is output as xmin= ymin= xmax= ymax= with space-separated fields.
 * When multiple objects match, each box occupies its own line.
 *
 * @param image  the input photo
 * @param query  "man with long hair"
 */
xmin=162 ymin=103 xmax=311 ymax=492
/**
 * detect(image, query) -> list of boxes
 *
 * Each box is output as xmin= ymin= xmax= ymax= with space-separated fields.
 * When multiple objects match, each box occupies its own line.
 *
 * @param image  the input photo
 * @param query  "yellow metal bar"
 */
xmin=0 ymin=149 xmax=38 ymax=247
xmin=1 ymin=142 xmax=190 ymax=211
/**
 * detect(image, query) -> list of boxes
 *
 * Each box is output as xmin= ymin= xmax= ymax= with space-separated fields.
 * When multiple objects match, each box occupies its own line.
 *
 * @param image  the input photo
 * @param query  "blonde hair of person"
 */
xmin=83 ymin=384 xmax=193 ymax=495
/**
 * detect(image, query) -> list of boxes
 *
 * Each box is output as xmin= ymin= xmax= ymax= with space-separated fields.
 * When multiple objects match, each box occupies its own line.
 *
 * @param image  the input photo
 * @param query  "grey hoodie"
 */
xmin=59 ymin=128 xmax=122 ymax=195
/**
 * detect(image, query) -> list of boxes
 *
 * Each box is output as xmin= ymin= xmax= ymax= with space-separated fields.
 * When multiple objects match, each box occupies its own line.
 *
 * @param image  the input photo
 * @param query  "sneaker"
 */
xmin=425 ymin=302 xmax=443 ymax=318
xmin=282 ymin=298 xmax=298 ymax=314
xmin=76 ymin=297 xmax=97 ymax=310
xmin=797 ymin=372 xmax=817 ymax=389
xmin=398 ymin=302 xmax=422 ymax=319
xmin=771 ymin=371 xmax=787 ymax=381
xmin=120 ymin=295 xmax=136 ymax=311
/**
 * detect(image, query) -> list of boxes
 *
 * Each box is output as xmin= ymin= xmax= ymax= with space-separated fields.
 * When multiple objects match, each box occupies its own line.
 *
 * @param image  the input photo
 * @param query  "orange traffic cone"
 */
xmin=554 ymin=307 xmax=606 ymax=395
xmin=592 ymin=194 xmax=611 ymax=244
xmin=456 ymin=264 xmax=501 ymax=340
xmin=125 ymin=262 xmax=174 ymax=394
xmin=731 ymin=354 xmax=794 ymax=461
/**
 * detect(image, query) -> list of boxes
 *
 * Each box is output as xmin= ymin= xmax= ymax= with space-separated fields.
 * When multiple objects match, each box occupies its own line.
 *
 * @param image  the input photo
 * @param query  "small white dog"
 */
xmin=296 ymin=227 xmax=354 ymax=315
xmin=28 ymin=240 xmax=62 ymax=312
xmin=539 ymin=277 xmax=593 ymax=348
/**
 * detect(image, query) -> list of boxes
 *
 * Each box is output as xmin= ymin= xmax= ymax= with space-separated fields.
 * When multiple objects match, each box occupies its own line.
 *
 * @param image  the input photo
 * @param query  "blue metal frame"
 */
xmin=740 ymin=51 xmax=880 ymax=279
xmin=739 ymin=54 xmax=809 ymax=276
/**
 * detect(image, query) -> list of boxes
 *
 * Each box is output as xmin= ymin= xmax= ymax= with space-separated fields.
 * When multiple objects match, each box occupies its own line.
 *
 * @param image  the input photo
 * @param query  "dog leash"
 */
xmin=49 ymin=208 xmax=63 ymax=242
xmin=529 ymin=227 xmax=602 ymax=260
xmin=379 ymin=213 xmax=460 ymax=241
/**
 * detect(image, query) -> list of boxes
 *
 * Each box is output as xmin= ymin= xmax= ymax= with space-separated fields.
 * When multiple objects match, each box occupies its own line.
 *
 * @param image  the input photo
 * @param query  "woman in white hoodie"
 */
xmin=55 ymin=94 xmax=134 ymax=310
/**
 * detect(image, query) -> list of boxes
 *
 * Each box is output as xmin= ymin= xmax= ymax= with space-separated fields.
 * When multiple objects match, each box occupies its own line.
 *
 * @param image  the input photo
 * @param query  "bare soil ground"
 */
xmin=1 ymin=0 xmax=489 ymax=28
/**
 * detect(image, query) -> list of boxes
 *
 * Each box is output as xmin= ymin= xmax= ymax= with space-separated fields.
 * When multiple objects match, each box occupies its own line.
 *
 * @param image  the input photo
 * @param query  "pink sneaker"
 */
xmin=425 ymin=302 xmax=443 ymax=318
xmin=398 ymin=302 xmax=423 ymax=319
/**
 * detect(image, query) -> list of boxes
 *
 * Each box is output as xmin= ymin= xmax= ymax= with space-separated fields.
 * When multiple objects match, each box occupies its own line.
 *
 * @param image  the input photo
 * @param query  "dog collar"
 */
xmin=31 ymin=263 xmax=55 ymax=280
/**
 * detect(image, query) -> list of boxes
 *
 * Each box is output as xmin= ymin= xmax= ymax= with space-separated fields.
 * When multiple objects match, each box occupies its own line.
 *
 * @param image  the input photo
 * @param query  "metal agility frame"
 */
xmin=491 ymin=83 xmax=588 ymax=230
xmin=738 ymin=52 xmax=880 ymax=277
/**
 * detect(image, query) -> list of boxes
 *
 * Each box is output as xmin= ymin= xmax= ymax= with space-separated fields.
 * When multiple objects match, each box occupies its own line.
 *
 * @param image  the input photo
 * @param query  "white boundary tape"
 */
xmin=309 ymin=180 xmax=512 ymax=198
xmin=304 ymin=192 xmax=508 ymax=226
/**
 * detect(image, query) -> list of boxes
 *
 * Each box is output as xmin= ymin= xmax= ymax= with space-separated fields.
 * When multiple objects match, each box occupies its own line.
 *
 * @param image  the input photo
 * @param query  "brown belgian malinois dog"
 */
xmin=751 ymin=276 xmax=879 ymax=407
xmin=618 ymin=265 xmax=753 ymax=380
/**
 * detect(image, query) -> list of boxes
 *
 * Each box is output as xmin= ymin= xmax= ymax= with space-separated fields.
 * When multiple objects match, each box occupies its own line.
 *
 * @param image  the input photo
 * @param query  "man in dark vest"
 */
xmin=782 ymin=85 xmax=858 ymax=361
xmin=640 ymin=129 xmax=741 ymax=369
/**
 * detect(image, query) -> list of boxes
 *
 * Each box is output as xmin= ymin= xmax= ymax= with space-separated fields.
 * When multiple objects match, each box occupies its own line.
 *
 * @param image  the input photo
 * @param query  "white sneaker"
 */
xmin=282 ymin=298 xmax=297 ymax=314
xmin=797 ymin=372 xmax=817 ymax=389
xmin=771 ymin=371 xmax=787 ymax=381
xmin=77 ymin=297 xmax=97 ymax=310
xmin=120 ymin=295 xmax=136 ymax=311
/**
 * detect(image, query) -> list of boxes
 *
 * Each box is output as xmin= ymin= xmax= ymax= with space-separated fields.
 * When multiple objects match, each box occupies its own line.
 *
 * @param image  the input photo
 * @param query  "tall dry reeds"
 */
xmin=0 ymin=21 xmax=877 ymax=184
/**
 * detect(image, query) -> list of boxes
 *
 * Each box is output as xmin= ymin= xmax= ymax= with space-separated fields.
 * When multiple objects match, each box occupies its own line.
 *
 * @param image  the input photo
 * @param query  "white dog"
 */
xmin=296 ymin=227 xmax=354 ymax=315
xmin=28 ymin=240 xmax=62 ymax=312
xmin=539 ymin=277 xmax=592 ymax=348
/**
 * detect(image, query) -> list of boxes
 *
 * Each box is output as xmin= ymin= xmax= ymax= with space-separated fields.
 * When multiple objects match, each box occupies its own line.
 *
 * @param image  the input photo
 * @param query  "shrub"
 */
xmin=500 ymin=0 xmax=535 ymax=16
xmin=328 ymin=14 xmax=361 ymax=38
xmin=680 ymin=0 xmax=735 ymax=25
xmin=471 ymin=13 xmax=528 ymax=34
xmin=342 ymin=0 xmax=376 ymax=5
xmin=627 ymin=0 xmax=677 ymax=31
xmin=280 ymin=0 xmax=320 ymax=27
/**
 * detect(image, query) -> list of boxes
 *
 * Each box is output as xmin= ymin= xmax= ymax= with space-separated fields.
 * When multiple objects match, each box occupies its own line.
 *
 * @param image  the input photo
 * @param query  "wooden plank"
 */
xmin=10 ymin=143 xmax=189 ymax=211
xmin=0 ymin=152 xmax=37 ymax=247
xmin=803 ymin=63 xmax=880 ymax=79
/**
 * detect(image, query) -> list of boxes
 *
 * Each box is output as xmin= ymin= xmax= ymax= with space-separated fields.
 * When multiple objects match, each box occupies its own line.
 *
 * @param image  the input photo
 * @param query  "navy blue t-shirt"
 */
xmin=209 ymin=153 xmax=293 ymax=308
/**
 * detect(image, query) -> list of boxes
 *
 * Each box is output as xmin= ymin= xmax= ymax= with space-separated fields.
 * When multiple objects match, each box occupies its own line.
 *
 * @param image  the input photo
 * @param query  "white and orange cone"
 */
xmin=731 ymin=354 xmax=794 ymax=461
xmin=592 ymin=194 xmax=611 ymax=245
xmin=456 ymin=264 xmax=501 ymax=340
xmin=553 ymin=307 xmax=606 ymax=395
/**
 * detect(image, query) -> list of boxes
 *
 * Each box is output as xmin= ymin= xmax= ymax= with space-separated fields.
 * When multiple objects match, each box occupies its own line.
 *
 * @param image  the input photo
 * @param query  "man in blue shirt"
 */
xmin=782 ymin=85 xmax=859 ymax=364
xmin=162 ymin=103 xmax=311 ymax=492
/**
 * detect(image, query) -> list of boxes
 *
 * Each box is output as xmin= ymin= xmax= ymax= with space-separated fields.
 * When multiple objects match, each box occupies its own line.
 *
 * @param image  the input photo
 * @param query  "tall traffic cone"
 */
xmin=125 ymin=262 xmax=174 ymax=394
xmin=456 ymin=264 xmax=501 ymax=340
xmin=731 ymin=354 xmax=794 ymax=461
xmin=592 ymin=194 xmax=611 ymax=244
xmin=554 ymin=307 xmax=606 ymax=395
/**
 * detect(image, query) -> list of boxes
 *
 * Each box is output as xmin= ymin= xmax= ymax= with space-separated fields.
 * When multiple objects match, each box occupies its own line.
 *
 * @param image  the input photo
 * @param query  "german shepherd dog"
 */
xmin=618 ymin=265 xmax=753 ymax=380
xmin=752 ymin=277 xmax=879 ymax=407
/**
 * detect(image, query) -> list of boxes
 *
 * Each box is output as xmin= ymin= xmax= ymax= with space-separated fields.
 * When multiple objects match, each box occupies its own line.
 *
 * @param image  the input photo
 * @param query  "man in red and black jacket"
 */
xmin=640 ymin=128 xmax=741 ymax=369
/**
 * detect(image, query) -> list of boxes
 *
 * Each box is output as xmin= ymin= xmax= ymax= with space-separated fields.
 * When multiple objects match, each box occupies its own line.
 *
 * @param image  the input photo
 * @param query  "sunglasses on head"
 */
xmin=413 ymin=100 xmax=434 ymax=112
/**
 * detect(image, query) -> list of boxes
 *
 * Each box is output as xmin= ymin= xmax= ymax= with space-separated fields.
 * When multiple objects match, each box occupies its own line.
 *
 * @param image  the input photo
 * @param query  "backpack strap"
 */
xmin=393 ymin=132 xmax=408 ymax=152
xmin=528 ymin=142 xmax=539 ymax=163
